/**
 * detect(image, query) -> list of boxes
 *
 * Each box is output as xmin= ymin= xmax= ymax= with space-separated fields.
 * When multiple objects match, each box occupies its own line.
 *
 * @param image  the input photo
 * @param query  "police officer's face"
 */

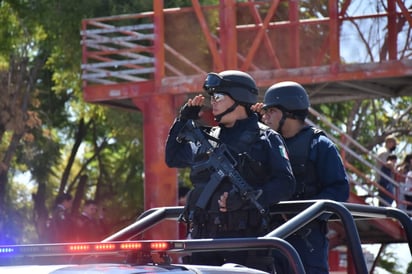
xmin=211 ymin=93 xmax=235 ymax=116
xmin=262 ymin=107 xmax=282 ymax=130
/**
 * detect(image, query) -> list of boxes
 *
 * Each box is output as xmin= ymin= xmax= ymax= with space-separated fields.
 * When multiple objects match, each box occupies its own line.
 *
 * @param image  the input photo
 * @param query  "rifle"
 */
xmin=177 ymin=120 xmax=265 ymax=214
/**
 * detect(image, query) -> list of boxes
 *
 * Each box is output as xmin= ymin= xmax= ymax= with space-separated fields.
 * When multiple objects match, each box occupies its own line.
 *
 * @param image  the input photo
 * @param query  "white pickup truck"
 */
xmin=1 ymin=200 xmax=411 ymax=274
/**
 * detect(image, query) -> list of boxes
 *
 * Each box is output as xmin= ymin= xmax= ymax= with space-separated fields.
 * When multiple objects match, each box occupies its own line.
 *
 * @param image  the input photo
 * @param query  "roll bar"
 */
xmin=103 ymin=200 xmax=412 ymax=274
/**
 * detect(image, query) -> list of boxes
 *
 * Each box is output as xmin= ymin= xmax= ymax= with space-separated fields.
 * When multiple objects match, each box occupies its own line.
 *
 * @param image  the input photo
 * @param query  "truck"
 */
xmin=1 ymin=200 xmax=411 ymax=274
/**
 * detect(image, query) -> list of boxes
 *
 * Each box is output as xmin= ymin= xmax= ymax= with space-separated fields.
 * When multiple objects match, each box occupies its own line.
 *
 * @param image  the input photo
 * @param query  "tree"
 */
xmin=0 ymin=0 xmax=207 ymax=245
xmin=0 ymin=0 xmax=149 ymax=243
xmin=373 ymin=244 xmax=404 ymax=274
xmin=0 ymin=1 xmax=47 ymax=242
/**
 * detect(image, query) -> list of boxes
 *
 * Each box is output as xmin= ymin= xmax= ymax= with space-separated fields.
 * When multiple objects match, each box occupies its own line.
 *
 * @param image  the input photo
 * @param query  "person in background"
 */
xmin=165 ymin=70 xmax=295 ymax=272
xmin=396 ymin=154 xmax=412 ymax=210
xmin=376 ymin=135 xmax=398 ymax=182
xmin=47 ymin=193 xmax=74 ymax=242
xmin=377 ymin=154 xmax=397 ymax=206
xmin=396 ymin=153 xmax=412 ymax=181
xmin=75 ymin=199 xmax=107 ymax=242
xmin=252 ymin=81 xmax=349 ymax=274
xmin=404 ymin=169 xmax=412 ymax=211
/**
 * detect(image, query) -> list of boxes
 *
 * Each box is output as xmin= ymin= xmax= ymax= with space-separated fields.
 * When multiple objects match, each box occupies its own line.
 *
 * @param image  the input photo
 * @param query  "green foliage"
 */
xmin=1 ymin=180 xmax=34 ymax=244
xmin=377 ymin=245 xmax=403 ymax=274
xmin=312 ymin=96 xmax=412 ymax=172
xmin=0 ymin=2 xmax=19 ymax=59
xmin=0 ymin=0 xmax=153 ymax=243
xmin=407 ymin=260 xmax=412 ymax=273
xmin=79 ymin=108 xmax=145 ymax=226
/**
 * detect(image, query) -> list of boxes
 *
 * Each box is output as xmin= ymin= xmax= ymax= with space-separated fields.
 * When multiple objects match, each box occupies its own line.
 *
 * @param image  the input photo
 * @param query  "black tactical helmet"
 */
xmin=203 ymin=70 xmax=258 ymax=105
xmin=263 ymin=81 xmax=310 ymax=113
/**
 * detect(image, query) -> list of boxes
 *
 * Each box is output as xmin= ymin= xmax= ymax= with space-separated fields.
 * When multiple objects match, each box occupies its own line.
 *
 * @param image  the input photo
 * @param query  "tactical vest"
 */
xmin=209 ymin=121 xmax=270 ymax=154
xmin=183 ymin=122 xmax=271 ymax=237
xmin=285 ymin=126 xmax=325 ymax=199
xmin=189 ymin=122 xmax=271 ymax=187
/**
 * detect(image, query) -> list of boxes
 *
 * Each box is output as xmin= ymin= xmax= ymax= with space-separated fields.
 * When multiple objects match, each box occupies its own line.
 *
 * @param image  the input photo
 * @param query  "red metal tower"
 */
xmin=80 ymin=0 xmax=412 ymax=252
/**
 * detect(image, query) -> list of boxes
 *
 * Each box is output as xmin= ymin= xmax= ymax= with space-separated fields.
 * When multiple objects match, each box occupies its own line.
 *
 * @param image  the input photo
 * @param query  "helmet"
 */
xmin=203 ymin=70 xmax=258 ymax=105
xmin=263 ymin=81 xmax=310 ymax=112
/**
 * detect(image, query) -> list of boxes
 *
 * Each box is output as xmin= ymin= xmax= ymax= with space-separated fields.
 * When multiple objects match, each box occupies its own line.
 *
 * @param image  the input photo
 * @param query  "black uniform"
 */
xmin=76 ymin=213 xmax=107 ymax=242
xmin=48 ymin=205 xmax=74 ymax=243
xmin=165 ymin=114 xmax=295 ymax=269
xmin=273 ymin=126 xmax=349 ymax=274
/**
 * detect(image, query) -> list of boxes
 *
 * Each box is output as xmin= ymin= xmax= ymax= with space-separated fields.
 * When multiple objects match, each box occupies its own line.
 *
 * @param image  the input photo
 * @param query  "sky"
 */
xmin=341 ymin=0 xmax=412 ymax=64
xmin=365 ymin=243 xmax=411 ymax=273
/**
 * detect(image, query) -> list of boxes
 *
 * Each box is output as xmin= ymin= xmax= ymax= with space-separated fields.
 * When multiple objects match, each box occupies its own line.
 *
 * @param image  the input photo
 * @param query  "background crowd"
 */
xmin=376 ymin=136 xmax=412 ymax=210
xmin=47 ymin=194 xmax=108 ymax=243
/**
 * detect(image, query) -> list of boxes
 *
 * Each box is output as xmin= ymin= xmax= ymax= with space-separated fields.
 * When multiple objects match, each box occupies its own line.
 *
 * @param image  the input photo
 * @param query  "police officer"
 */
xmin=253 ymin=81 xmax=349 ymax=273
xmin=75 ymin=199 xmax=108 ymax=242
xmin=165 ymin=70 xmax=295 ymax=270
xmin=47 ymin=193 xmax=74 ymax=243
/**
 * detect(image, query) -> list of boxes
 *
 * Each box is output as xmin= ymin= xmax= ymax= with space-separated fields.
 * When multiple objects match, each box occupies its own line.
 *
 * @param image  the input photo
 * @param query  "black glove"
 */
xmin=179 ymin=103 xmax=202 ymax=120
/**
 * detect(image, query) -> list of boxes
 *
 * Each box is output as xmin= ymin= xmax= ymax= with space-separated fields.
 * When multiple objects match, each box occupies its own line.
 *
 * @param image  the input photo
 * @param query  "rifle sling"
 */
xmin=195 ymin=171 xmax=225 ymax=209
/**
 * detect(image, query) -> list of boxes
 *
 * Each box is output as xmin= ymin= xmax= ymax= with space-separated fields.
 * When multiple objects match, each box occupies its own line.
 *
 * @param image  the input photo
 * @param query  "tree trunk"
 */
xmin=72 ymin=174 xmax=88 ymax=215
xmin=58 ymin=118 xmax=90 ymax=197
xmin=32 ymin=181 xmax=49 ymax=243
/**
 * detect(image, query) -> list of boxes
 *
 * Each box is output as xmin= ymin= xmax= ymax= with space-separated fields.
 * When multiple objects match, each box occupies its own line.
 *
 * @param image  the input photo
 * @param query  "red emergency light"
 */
xmin=0 ymin=241 xmax=173 ymax=257
xmin=150 ymin=242 xmax=169 ymax=250
xmin=120 ymin=242 xmax=142 ymax=249
xmin=68 ymin=244 xmax=91 ymax=252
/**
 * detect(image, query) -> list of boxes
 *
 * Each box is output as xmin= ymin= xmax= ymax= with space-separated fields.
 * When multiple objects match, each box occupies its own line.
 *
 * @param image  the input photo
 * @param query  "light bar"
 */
xmin=0 ymin=241 xmax=173 ymax=257
xmin=150 ymin=242 xmax=169 ymax=250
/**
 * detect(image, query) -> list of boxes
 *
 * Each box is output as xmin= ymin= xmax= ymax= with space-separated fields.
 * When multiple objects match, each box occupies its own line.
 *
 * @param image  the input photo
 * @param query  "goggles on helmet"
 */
xmin=203 ymin=73 xmax=257 ymax=94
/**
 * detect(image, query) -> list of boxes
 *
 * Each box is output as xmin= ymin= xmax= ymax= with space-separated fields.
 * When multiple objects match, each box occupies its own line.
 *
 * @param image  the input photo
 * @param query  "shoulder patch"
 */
xmin=278 ymin=144 xmax=289 ymax=160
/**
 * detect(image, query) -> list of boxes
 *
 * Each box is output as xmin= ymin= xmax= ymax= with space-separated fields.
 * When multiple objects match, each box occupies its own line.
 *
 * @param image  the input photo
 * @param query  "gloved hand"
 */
xmin=179 ymin=103 xmax=202 ymax=120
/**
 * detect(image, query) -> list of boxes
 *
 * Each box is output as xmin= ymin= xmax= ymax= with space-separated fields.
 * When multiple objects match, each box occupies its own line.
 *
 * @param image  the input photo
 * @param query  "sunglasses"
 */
xmin=203 ymin=73 xmax=257 ymax=94
xmin=262 ymin=108 xmax=277 ymax=116
xmin=210 ymin=93 xmax=226 ymax=102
